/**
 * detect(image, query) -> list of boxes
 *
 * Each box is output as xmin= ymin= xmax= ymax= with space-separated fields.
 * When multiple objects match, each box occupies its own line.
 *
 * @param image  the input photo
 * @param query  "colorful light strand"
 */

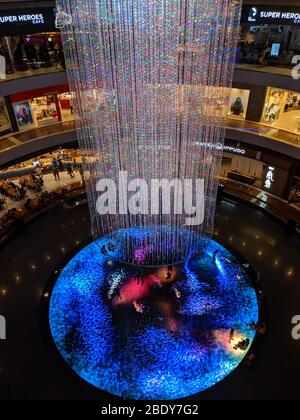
xmin=58 ymin=0 xmax=242 ymax=265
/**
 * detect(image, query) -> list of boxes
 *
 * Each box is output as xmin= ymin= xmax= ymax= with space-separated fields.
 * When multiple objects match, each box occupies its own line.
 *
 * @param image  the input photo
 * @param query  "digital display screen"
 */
xmin=270 ymin=43 xmax=281 ymax=57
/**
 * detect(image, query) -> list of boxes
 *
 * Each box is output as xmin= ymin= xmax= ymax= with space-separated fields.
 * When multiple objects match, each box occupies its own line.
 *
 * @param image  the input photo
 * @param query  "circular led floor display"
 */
xmin=49 ymin=228 xmax=258 ymax=400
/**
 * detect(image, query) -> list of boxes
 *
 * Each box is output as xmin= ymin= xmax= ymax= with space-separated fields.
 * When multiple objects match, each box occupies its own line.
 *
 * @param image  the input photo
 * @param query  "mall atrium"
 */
xmin=0 ymin=0 xmax=300 ymax=402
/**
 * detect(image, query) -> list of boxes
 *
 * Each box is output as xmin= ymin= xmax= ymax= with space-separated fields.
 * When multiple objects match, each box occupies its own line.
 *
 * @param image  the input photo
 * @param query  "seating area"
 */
xmin=0 ymin=170 xmax=84 ymax=239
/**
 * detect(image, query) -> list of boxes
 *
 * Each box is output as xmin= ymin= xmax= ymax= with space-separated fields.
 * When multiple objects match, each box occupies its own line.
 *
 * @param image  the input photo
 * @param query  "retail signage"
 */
xmin=223 ymin=145 xmax=246 ymax=155
xmin=264 ymin=166 xmax=275 ymax=190
xmin=193 ymin=142 xmax=246 ymax=155
xmin=0 ymin=8 xmax=57 ymax=36
xmin=242 ymin=5 xmax=300 ymax=26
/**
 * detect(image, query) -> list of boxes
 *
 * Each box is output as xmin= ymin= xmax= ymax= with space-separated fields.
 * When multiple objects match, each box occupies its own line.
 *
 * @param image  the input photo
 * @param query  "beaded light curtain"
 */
xmin=57 ymin=0 xmax=241 ymax=265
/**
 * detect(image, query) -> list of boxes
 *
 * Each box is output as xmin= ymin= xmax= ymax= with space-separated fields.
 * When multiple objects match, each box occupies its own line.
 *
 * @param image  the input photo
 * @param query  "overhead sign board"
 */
xmin=242 ymin=5 xmax=300 ymax=26
xmin=0 ymin=8 xmax=57 ymax=36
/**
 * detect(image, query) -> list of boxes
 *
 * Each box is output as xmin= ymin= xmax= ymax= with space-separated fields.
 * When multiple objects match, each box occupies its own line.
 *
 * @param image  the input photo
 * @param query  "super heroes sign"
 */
xmin=0 ymin=8 xmax=56 ymax=36
xmin=0 ymin=14 xmax=45 ymax=25
xmin=244 ymin=6 xmax=300 ymax=25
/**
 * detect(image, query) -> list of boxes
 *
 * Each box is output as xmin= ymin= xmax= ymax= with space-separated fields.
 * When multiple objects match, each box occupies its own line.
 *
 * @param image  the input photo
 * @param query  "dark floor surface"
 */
xmin=0 ymin=198 xmax=299 ymax=400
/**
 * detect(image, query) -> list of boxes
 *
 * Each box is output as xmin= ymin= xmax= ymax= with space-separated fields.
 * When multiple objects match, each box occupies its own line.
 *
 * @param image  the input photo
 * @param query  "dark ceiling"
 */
xmin=0 ymin=0 xmax=299 ymax=4
xmin=0 ymin=0 xmax=55 ymax=8
xmin=0 ymin=0 xmax=299 ymax=10
xmin=244 ymin=0 xmax=300 ymax=4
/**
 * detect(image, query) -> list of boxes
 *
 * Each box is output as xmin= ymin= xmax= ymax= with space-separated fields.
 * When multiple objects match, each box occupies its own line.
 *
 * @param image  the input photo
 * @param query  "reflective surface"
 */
xmin=1 ymin=199 xmax=300 ymax=400
xmin=49 ymin=231 xmax=258 ymax=399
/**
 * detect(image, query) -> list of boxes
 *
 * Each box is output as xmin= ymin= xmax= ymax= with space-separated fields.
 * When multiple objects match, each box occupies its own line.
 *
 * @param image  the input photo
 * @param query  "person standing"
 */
xmin=53 ymin=167 xmax=60 ymax=181
xmin=79 ymin=165 xmax=85 ymax=183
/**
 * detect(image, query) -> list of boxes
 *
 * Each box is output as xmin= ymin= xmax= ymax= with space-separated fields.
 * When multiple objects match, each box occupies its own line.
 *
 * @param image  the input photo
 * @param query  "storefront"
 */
xmin=261 ymin=87 xmax=300 ymax=134
xmin=11 ymin=85 xmax=74 ymax=130
xmin=239 ymin=4 xmax=300 ymax=67
xmin=0 ymin=7 xmax=63 ymax=74
xmin=228 ymin=88 xmax=250 ymax=120
xmin=220 ymin=140 xmax=298 ymax=199
xmin=0 ymin=97 xmax=11 ymax=135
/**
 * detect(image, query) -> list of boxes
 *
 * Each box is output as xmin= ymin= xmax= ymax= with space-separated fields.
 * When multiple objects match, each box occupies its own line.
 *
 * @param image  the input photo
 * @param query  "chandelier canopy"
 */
xmin=58 ymin=0 xmax=241 ymax=265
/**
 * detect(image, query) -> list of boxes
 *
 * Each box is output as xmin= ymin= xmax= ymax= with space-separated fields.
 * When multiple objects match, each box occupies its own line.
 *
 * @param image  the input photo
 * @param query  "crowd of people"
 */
xmin=51 ymin=157 xmax=84 ymax=183
xmin=0 ymin=174 xmax=42 ymax=203
xmin=0 ymin=160 xmax=84 ymax=236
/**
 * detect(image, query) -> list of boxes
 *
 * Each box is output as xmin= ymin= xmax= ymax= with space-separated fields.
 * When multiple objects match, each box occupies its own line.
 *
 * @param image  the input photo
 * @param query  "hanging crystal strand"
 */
xmin=58 ymin=0 xmax=241 ymax=266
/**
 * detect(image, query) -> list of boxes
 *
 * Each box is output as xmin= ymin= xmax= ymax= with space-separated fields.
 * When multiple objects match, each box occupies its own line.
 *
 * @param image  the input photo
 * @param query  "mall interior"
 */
xmin=0 ymin=0 xmax=300 ymax=401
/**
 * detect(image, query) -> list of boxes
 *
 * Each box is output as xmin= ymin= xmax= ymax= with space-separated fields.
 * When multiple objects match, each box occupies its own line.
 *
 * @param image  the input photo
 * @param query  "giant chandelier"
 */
xmin=58 ymin=0 xmax=242 ymax=265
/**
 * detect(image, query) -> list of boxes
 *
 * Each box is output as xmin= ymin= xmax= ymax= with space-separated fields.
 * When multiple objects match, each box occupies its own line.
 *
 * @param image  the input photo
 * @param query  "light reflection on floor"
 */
xmin=49 ymin=228 xmax=259 ymax=400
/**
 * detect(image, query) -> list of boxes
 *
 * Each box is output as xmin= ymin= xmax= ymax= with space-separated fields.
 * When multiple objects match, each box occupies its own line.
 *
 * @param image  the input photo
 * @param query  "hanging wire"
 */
xmin=57 ymin=0 xmax=242 ymax=266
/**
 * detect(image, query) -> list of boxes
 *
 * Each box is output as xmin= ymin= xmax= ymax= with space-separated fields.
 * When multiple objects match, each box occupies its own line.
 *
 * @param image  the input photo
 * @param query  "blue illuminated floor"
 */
xmin=49 ymin=228 xmax=258 ymax=400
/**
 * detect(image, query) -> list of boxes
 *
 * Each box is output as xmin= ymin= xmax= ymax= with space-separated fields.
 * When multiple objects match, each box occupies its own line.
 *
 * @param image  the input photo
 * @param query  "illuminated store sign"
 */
xmin=193 ymin=142 xmax=246 ymax=155
xmin=0 ymin=8 xmax=56 ymax=36
xmin=264 ymin=167 xmax=275 ymax=190
xmin=242 ymin=5 xmax=300 ymax=25
xmin=0 ymin=14 xmax=45 ymax=24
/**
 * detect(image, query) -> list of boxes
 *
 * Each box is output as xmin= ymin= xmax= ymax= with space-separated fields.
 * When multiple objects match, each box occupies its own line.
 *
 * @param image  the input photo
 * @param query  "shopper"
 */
xmin=229 ymin=328 xmax=235 ymax=343
xmin=57 ymin=158 xmax=64 ymax=172
xmin=246 ymin=353 xmax=256 ymax=368
xmin=53 ymin=168 xmax=60 ymax=181
xmin=212 ymin=249 xmax=219 ymax=263
xmin=101 ymin=245 xmax=108 ymax=256
xmin=79 ymin=165 xmax=85 ymax=183
xmin=166 ymin=265 xmax=173 ymax=281
xmin=66 ymin=163 xmax=75 ymax=179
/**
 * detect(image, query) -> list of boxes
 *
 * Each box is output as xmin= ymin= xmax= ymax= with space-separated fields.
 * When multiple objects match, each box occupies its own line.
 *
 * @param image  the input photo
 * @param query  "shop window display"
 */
xmin=58 ymin=92 xmax=74 ymax=119
xmin=289 ymin=179 xmax=300 ymax=204
xmin=13 ymin=101 xmax=34 ymax=128
xmin=262 ymin=87 xmax=300 ymax=133
xmin=31 ymin=95 xmax=58 ymax=126
xmin=0 ymin=33 xmax=65 ymax=78
xmin=13 ymin=92 xmax=74 ymax=130
xmin=228 ymin=88 xmax=250 ymax=120
xmin=237 ymin=24 xmax=300 ymax=68
xmin=0 ymin=97 xmax=11 ymax=134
